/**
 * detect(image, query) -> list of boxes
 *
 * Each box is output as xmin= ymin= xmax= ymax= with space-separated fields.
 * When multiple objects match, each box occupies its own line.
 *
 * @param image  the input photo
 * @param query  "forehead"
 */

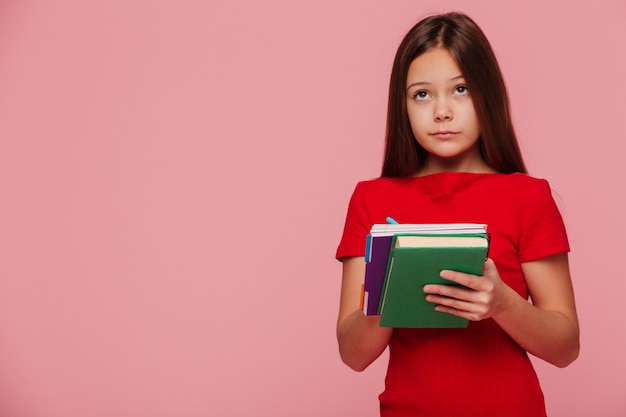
xmin=406 ymin=48 xmax=463 ymax=85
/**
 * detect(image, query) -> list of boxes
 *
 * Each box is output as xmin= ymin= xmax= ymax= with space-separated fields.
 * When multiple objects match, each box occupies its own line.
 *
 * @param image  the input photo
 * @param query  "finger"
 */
xmin=439 ymin=269 xmax=467 ymax=284
xmin=483 ymin=258 xmax=497 ymax=275
xmin=421 ymin=271 xmax=472 ymax=293
xmin=438 ymin=269 xmax=484 ymax=291
xmin=427 ymin=294 xmax=486 ymax=321
xmin=423 ymin=281 xmax=475 ymax=297
xmin=425 ymin=286 xmax=484 ymax=305
xmin=434 ymin=303 xmax=484 ymax=321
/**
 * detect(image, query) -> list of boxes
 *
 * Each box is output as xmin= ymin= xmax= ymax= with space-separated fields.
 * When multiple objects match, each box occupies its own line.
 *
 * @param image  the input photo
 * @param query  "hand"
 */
xmin=422 ymin=258 xmax=512 ymax=322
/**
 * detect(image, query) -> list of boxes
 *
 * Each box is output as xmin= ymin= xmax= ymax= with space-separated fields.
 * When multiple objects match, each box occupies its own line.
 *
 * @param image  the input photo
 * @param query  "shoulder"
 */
xmin=501 ymin=174 xmax=565 ymax=228
xmin=491 ymin=174 xmax=560 ymax=216
xmin=498 ymin=173 xmax=552 ymax=195
xmin=354 ymin=176 xmax=412 ymax=191
xmin=509 ymin=172 xmax=549 ymax=186
xmin=352 ymin=177 xmax=415 ymax=200
xmin=344 ymin=177 xmax=418 ymax=227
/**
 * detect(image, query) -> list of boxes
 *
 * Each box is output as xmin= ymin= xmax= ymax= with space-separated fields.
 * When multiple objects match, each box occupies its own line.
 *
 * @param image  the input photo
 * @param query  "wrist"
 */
xmin=492 ymin=283 xmax=520 ymax=320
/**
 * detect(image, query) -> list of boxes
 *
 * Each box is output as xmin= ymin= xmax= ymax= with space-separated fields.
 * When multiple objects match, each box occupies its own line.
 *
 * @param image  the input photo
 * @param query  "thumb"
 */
xmin=483 ymin=258 xmax=497 ymax=276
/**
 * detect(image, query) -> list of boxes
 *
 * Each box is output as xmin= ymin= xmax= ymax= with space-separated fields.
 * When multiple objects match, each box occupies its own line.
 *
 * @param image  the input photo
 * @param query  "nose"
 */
xmin=434 ymin=99 xmax=452 ymax=122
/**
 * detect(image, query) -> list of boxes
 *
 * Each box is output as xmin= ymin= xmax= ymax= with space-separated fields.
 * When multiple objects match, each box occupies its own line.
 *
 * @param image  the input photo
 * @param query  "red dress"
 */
xmin=336 ymin=172 xmax=570 ymax=417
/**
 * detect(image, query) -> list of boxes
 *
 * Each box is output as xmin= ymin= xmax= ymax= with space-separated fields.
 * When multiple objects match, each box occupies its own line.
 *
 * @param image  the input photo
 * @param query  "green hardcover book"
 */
xmin=378 ymin=234 xmax=489 ymax=328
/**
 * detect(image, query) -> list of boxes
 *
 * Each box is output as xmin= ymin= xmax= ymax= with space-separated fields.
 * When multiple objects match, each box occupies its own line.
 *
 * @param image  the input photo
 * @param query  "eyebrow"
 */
xmin=406 ymin=75 xmax=465 ymax=90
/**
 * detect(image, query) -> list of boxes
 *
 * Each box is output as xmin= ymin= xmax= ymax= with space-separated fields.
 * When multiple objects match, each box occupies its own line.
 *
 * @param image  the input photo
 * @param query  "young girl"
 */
xmin=336 ymin=12 xmax=579 ymax=417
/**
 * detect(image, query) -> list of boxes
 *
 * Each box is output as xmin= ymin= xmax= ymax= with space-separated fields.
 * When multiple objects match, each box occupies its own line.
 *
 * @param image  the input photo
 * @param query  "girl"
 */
xmin=336 ymin=12 xmax=579 ymax=417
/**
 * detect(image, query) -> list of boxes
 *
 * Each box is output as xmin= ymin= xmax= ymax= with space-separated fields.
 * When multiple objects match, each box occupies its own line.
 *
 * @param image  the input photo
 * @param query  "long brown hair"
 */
xmin=381 ymin=12 xmax=527 ymax=177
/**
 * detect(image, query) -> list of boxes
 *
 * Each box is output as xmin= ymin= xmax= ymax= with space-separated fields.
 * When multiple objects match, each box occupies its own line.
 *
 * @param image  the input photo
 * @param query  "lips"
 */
xmin=431 ymin=131 xmax=459 ymax=139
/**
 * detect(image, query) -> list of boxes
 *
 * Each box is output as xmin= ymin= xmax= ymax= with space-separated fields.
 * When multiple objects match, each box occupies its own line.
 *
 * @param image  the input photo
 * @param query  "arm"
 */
xmin=423 ymin=253 xmax=579 ymax=367
xmin=337 ymin=256 xmax=393 ymax=371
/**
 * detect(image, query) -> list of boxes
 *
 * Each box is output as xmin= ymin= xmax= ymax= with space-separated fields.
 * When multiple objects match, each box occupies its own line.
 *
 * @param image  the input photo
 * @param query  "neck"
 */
xmin=416 ymin=156 xmax=497 ymax=177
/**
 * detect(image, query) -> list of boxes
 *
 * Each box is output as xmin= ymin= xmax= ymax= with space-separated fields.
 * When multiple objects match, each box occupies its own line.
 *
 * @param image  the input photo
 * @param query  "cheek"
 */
xmin=464 ymin=105 xmax=481 ymax=133
xmin=469 ymin=114 xmax=481 ymax=137
xmin=407 ymin=107 xmax=429 ymax=134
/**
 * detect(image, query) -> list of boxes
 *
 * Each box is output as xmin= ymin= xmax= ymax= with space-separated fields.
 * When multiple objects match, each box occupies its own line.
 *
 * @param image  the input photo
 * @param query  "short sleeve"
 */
xmin=335 ymin=182 xmax=372 ymax=261
xmin=518 ymin=179 xmax=570 ymax=262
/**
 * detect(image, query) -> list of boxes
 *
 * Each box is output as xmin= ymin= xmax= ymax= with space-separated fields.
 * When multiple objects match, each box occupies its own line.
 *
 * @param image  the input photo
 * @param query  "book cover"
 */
xmin=363 ymin=234 xmax=394 ymax=315
xmin=378 ymin=234 xmax=489 ymax=328
xmin=362 ymin=223 xmax=487 ymax=316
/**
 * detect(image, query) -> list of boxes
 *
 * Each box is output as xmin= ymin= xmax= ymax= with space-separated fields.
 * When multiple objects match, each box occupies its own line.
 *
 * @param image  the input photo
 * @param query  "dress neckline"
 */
xmin=387 ymin=171 xmax=516 ymax=195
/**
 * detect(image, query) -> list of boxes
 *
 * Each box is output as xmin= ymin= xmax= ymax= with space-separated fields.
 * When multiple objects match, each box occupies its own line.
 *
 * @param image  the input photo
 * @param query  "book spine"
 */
xmin=363 ymin=235 xmax=394 ymax=315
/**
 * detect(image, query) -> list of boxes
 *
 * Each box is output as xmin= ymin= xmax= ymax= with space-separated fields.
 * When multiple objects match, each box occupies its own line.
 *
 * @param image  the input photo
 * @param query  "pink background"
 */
xmin=0 ymin=0 xmax=624 ymax=416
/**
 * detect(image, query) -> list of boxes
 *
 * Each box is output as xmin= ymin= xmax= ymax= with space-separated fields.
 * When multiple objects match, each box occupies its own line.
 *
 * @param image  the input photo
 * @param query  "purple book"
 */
xmin=363 ymin=234 xmax=394 ymax=315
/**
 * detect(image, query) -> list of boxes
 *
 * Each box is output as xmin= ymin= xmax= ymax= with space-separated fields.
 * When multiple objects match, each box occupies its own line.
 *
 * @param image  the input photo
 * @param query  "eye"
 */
xmin=413 ymin=90 xmax=431 ymax=101
xmin=454 ymin=85 xmax=469 ymax=96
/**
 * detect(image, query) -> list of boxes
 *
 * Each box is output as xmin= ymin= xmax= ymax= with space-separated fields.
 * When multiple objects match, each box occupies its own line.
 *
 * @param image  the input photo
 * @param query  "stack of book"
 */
xmin=362 ymin=222 xmax=489 ymax=328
